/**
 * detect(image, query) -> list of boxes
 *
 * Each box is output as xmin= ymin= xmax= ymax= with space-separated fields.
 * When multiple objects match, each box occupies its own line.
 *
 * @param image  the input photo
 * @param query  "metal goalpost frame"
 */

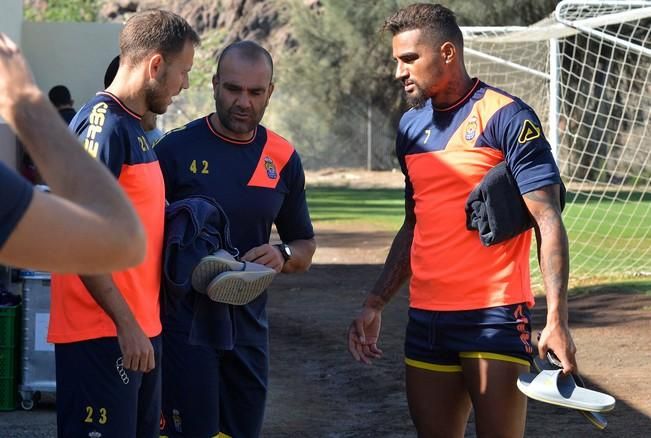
xmin=462 ymin=0 xmax=651 ymax=163
xmin=461 ymin=0 xmax=651 ymax=282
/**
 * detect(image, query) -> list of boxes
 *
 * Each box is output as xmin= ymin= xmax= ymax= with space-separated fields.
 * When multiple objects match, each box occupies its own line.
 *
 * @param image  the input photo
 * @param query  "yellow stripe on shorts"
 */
xmin=162 ymin=430 xmax=229 ymax=437
xmin=459 ymin=351 xmax=530 ymax=367
xmin=405 ymin=357 xmax=462 ymax=372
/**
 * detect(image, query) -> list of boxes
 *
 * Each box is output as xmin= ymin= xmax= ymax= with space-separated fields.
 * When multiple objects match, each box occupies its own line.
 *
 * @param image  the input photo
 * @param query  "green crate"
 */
xmin=0 ymin=376 xmax=15 ymax=411
xmin=0 ymin=347 xmax=14 ymax=378
xmin=0 ymin=306 xmax=18 ymax=348
xmin=0 ymin=306 xmax=18 ymax=411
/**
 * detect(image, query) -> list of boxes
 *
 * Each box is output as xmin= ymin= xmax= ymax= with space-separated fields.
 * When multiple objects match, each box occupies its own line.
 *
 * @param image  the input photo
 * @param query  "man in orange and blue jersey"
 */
xmin=155 ymin=41 xmax=316 ymax=438
xmin=48 ymin=11 xmax=199 ymax=438
xmin=348 ymin=4 xmax=577 ymax=437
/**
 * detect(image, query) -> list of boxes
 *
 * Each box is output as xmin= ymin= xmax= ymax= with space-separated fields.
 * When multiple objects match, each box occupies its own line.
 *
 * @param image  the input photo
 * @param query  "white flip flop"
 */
xmin=517 ymin=369 xmax=615 ymax=413
xmin=532 ymin=355 xmax=609 ymax=430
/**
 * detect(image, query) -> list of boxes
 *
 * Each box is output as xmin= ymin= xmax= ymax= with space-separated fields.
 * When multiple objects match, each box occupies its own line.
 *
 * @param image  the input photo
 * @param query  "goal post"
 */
xmin=462 ymin=0 xmax=651 ymax=287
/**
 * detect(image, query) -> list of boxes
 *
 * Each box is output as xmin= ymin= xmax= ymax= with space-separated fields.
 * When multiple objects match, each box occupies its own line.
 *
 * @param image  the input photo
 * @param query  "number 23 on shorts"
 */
xmin=84 ymin=405 xmax=108 ymax=425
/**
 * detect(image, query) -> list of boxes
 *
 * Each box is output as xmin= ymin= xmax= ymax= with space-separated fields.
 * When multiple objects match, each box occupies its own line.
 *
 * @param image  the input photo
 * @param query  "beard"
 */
xmin=214 ymin=99 xmax=264 ymax=135
xmin=144 ymin=70 xmax=174 ymax=115
xmin=144 ymin=83 xmax=169 ymax=115
xmin=404 ymin=84 xmax=428 ymax=109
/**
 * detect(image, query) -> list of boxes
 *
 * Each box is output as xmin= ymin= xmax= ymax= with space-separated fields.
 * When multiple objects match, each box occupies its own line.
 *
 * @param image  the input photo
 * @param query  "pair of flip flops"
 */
xmin=191 ymin=249 xmax=276 ymax=305
xmin=517 ymin=351 xmax=615 ymax=430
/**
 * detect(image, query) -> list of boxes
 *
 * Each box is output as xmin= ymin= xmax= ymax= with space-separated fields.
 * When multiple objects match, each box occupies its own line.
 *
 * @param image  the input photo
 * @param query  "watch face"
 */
xmin=279 ymin=243 xmax=291 ymax=260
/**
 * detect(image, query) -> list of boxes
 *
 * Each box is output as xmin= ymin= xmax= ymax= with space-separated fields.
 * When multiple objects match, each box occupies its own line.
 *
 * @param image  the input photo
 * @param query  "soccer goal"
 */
xmin=462 ymin=0 xmax=651 ymax=287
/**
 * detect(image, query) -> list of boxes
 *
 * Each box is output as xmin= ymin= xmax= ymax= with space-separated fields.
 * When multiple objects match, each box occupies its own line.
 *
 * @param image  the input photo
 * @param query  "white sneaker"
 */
xmin=205 ymin=263 xmax=276 ymax=305
xmin=192 ymin=249 xmax=245 ymax=293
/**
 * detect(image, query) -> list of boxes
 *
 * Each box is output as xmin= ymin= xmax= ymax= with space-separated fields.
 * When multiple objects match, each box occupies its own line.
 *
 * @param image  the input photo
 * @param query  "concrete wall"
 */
xmin=21 ymin=22 xmax=122 ymax=109
xmin=0 ymin=1 xmax=122 ymax=170
xmin=1 ymin=21 xmax=121 ymax=170
xmin=0 ymin=0 xmax=23 ymax=42
xmin=0 ymin=0 xmax=24 ymax=167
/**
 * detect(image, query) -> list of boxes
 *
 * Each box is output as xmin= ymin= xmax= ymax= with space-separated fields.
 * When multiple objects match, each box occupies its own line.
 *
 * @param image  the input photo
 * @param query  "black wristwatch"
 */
xmin=275 ymin=243 xmax=292 ymax=262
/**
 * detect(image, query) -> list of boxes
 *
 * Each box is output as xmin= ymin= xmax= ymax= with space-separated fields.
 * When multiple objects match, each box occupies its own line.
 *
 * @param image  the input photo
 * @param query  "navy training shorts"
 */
xmin=404 ymin=303 xmax=533 ymax=372
xmin=161 ymin=328 xmax=268 ymax=438
xmin=55 ymin=335 xmax=162 ymax=438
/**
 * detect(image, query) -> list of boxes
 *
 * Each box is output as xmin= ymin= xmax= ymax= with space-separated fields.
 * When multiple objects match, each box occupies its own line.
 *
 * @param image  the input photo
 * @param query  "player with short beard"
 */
xmin=348 ymin=4 xmax=576 ymax=438
xmin=48 ymin=10 xmax=199 ymax=438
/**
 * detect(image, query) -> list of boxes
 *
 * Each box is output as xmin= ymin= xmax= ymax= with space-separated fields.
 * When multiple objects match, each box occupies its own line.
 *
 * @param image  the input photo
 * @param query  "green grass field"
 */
xmin=307 ymin=186 xmax=651 ymax=292
xmin=563 ymin=191 xmax=651 ymax=277
xmin=307 ymin=187 xmax=405 ymax=229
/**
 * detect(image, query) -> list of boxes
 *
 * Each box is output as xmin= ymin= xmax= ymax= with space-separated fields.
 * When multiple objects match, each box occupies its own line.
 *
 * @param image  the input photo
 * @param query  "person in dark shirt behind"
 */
xmin=47 ymin=84 xmax=76 ymax=124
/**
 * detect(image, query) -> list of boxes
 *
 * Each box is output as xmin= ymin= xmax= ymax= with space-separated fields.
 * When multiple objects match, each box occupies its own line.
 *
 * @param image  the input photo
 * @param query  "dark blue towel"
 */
xmin=465 ymin=161 xmax=565 ymax=246
xmin=163 ymin=195 xmax=238 ymax=349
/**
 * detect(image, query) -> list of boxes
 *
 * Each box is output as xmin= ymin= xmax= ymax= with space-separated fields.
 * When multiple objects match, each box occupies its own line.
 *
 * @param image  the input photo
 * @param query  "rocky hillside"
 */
xmin=24 ymin=0 xmax=321 ymax=58
xmin=100 ymin=0 xmax=305 ymax=58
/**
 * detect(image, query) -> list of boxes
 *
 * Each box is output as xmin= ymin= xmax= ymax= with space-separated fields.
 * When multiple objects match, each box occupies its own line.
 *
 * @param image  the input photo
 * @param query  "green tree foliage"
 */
xmin=24 ymin=0 xmax=100 ymax=22
xmin=452 ymin=0 xmax=559 ymax=26
xmin=560 ymin=20 xmax=650 ymax=182
xmin=274 ymin=0 xmax=411 ymax=169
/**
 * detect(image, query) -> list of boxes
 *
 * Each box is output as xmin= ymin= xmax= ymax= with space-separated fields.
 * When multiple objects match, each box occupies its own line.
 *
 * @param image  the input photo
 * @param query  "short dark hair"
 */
xmin=48 ymin=85 xmax=72 ymax=106
xmin=119 ymin=9 xmax=200 ymax=65
xmin=104 ymin=55 xmax=120 ymax=88
xmin=383 ymin=3 xmax=463 ymax=49
xmin=216 ymin=40 xmax=274 ymax=82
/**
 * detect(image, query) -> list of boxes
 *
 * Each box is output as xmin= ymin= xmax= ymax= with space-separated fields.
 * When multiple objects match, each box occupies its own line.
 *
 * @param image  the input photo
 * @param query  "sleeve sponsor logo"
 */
xmin=518 ymin=119 xmax=541 ymax=143
xmin=84 ymin=102 xmax=108 ymax=159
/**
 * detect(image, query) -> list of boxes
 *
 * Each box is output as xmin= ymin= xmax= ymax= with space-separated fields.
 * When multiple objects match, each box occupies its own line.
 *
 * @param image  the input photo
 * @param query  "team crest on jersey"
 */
xmin=88 ymin=431 xmax=102 ymax=438
xmin=464 ymin=116 xmax=478 ymax=141
xmin=264 ymin=156 xmax=277 ymax=179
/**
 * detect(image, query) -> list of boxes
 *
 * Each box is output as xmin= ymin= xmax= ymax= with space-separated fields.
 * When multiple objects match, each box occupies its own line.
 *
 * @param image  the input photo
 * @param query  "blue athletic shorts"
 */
xmin=160 ymin=328 xmax=268 ymax=438
xmin=404 ymin=303 xmax=533 ymax=372
xmin=55 ymin=335 xmax=162 ymax=438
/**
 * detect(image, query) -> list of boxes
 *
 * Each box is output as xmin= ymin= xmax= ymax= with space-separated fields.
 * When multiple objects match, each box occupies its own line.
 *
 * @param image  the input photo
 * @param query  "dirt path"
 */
xmin=263 ymin=223 xmax=651 ymax=437
xmin=1 ymin=217 xmax=650 ymax=437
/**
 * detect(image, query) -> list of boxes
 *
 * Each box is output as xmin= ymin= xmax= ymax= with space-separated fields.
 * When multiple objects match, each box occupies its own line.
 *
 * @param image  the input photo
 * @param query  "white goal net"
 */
xmin=463 ymin=0 xmax=651 ymax=287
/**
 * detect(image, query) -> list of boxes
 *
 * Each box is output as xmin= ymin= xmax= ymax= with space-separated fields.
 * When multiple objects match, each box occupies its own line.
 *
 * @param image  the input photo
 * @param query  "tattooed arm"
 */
xmin=348 ymin=197 xmax=415 ymax=364
xmin=523 ymin=184 xmax=577 ymax=374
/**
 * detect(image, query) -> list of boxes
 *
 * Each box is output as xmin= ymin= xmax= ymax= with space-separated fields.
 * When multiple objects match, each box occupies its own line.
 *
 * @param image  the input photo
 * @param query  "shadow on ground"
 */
xmin=1 ymin=266 xmax=650 ymax=437
xmin=265 ymin=265 xmax=651 ymax=437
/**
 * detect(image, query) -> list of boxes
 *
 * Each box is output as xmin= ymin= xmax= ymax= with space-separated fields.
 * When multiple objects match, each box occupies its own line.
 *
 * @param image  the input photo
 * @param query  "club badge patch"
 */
xmin=264 ymin=156 xmax=277 ymax=179
xmin=518 ymin=119 xmax=541 ymax=143
xmin=464 ymin=116 xmax=478 ymax=141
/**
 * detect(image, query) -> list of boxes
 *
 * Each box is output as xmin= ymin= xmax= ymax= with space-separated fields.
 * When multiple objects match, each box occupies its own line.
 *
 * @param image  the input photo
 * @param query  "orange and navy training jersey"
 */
xmin=397 ymin=79 xmax=561 ymax=311
xmin=155 ymin=115 xmax=314 ymax=346
xmin=48 ymin=92 xmax=165 ymax=343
